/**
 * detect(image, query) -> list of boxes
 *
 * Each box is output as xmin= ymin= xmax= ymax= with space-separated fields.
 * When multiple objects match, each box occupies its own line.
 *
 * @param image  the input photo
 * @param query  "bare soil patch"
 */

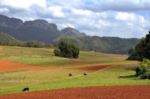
xmin=0 ymin=47 xmax=3 ymax=51
xmin=67 ymin=60 xmax=140 ymax=71
xmin=0 ymin=61 xmax=45 ymax=72
xmin=0 ymin=85 xmax=149 ymax=99
xmin=73 ymin=65 xmax=111 ymax=71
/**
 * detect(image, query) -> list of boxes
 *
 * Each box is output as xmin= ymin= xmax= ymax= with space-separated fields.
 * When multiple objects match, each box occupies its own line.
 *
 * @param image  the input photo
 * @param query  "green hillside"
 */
xmin=57 ymin=35 xmax=139 ymax=54
xmin=0 ymin=32 xmax=20 ymax=45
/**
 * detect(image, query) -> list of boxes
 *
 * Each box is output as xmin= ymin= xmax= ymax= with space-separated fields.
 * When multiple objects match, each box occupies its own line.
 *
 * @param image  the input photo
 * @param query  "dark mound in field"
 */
xmin=0 ymin=86 xmax=150 ymax=99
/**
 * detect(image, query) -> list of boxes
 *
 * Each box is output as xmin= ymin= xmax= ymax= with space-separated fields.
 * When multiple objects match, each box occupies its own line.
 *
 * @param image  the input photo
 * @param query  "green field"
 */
xmin=0 ymin=46 xmax=149 ymax=95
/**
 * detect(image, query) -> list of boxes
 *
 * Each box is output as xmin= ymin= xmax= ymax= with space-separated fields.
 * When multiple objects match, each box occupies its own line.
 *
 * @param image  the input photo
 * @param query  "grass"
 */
xmin=0 ymin=67 xmax=150 ymax=95
xmin=0 ymin=46 xmax=131 ymax=67
xmin=0 ymin=46 xmax=71 ymax=66
xmin=0 ymin=46 xmax=149 ymax=95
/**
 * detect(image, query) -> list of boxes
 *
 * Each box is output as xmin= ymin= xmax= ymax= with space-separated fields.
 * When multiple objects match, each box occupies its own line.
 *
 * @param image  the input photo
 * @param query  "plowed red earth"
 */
xmin=0 ymin=86 xmax=149 ymax=99
xmin=0 ymin=61 xmax=45 ymax=72
xmin=74 ymin=65 xmax=110 ymax=71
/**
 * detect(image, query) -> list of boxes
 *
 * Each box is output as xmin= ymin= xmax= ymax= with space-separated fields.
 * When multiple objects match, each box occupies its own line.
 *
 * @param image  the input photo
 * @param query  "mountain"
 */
xmin=60 ymin=27 xmax=86 ymax=37
xmin=0 ymin=14 xmax=140 ymax=54
xmin=0 ymin=15 xmax=60 ymax=43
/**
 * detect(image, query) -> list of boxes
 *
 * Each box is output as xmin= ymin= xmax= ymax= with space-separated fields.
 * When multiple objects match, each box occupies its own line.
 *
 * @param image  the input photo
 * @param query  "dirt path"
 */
xmin=0 ymin=85 xmax=149 ymax=99
xmin=0 ymin=61 xmax=46 ymax=72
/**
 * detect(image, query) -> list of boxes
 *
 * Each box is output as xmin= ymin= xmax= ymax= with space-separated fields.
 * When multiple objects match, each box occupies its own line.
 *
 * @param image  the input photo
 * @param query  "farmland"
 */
xmin=0 ymin=46 xmax=149 ymax=96
xmin=1 ymin=86 xmax=150 ymax=99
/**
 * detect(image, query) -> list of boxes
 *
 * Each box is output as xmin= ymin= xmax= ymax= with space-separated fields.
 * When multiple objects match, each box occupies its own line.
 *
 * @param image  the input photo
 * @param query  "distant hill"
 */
xmin=58 ymin=28 xmax=140 ymax=54
xmin=0 ymin=14 xmax=140 ymax=54
xmin=0 ymin=32 xmax=20 ymax=45
xmin=60 ymin=27 xmax=86 ymax=38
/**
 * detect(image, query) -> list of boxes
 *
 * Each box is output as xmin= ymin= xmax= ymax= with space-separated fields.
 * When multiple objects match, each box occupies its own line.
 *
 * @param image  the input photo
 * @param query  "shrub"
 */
xmin=54 ymin=39 xmax=80 ymax=58
xmin=140 ymin=74 xmax=147 ymax=79
xmin=135 ymin=59 xmax=150 ymax=79
xmin=140 ymin=72 xmax=150 ymax=79
xmin=54 ymin=48 xmax=61 ymax=56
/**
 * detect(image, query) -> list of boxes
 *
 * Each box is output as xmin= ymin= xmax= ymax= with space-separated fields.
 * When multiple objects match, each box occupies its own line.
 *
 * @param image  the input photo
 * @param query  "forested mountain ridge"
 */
xmin=0 ymin=15 xmax=140 ymax=54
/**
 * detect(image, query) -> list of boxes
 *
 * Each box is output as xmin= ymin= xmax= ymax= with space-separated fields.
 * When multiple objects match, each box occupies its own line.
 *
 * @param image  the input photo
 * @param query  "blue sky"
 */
xmin=0 ymin=0 xmax=150 ymax=38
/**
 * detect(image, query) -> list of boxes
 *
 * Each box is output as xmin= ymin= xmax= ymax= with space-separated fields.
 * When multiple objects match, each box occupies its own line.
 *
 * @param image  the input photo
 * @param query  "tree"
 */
xmin=128 ymin=31 xmax=150 ymax=60
xmin=54 ymin=39 xmax=80 ymax=58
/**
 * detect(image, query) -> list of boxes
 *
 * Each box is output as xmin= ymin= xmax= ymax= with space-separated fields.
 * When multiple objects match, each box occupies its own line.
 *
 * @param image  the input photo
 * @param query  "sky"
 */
xmin=0 ymin=0 xmax=150 ymax=38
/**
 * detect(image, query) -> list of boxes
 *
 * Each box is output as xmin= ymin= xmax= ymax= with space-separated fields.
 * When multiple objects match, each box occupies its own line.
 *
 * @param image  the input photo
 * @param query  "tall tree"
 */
xmin=128 ymin=31 xmax=150 ymax=60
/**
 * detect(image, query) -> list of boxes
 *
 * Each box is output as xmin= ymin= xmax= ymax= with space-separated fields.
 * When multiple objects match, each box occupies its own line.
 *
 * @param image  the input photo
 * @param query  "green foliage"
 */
xmin=127 ymin=48 xmax=141 ymax=60
xmin=129 ymin=31 xmax=150 ymax=60
xmin=24 ymin=41 xmax=46 ymax=48
xmin=135 ymin=59 xmax=150 ymax=79
xmin=54 ymin=39 xmax=80 ymax=58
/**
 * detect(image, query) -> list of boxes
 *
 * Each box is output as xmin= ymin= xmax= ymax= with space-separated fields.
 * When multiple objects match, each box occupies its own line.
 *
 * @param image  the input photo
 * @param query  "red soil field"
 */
xmin=0 ymin=85 xmax=149 ymax=99
xmin=68 ymin=61 xmax=140 ymax=71
xmin=0 ymin=61 xmax=45 ymax=72
xmin=73 ymin=65 xmax=111 ymax=71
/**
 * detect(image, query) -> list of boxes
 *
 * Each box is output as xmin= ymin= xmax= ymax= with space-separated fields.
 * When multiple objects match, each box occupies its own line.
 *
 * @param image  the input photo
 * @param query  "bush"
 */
xmin=140 ymin=74 xmax=147 ymax=79
xmin=135 ymin=59 xmax=150 ymax=79
xmin=140 ymin=72 xmax=150 ymax=79
xmin=54 ymin=39 xmax=80 ymax=58
xmin=54 ymin=48 xmax=61 ymax=56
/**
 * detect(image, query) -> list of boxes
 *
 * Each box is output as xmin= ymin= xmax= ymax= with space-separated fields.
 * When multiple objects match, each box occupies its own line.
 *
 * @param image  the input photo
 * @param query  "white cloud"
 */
xmin=59 ymin=23 xmax=75 ymax=29
xmin=71 ymin=8 xmax=92 ymax=16
xmin=115 ymin=12 xmax=148 ymax=28
xmin=115 ymin=12 xmax=134 ymax=21
xmin=48 ymin=6 xmax=65 ymax=18
xmin=0 ymin=0 xmax=46 ymax=9
xmin=0 ymin=8 xmax=9 ymax=13
xmin=83 ymin=0 xmax=150 ymax=12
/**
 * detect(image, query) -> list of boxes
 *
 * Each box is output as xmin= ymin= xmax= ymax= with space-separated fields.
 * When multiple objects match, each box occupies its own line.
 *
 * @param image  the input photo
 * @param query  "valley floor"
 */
xmin=0 ymin=46 xmax=149 ymax=96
